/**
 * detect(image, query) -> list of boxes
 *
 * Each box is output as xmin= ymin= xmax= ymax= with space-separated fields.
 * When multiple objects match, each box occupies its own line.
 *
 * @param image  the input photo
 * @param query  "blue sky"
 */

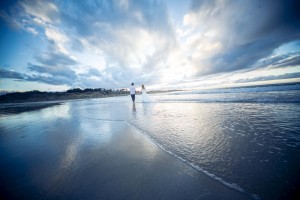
xmin=0 ymin=0 xmax=300 ymax=92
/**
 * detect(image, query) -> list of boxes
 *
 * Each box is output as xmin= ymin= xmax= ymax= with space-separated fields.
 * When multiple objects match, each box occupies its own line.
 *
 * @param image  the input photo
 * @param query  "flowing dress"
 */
xmin=142 ymin=89 xmax=151 ymax=102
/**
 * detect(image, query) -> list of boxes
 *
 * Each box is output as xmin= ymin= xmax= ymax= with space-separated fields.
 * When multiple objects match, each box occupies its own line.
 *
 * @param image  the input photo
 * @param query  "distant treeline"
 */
xmin=0 ymin=88 xmax=129 ymax=103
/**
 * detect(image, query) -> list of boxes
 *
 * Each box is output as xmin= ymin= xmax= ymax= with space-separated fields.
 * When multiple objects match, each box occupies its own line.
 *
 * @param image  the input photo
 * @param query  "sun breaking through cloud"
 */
xmin=0 ymin=0 xmax=300 ymax=92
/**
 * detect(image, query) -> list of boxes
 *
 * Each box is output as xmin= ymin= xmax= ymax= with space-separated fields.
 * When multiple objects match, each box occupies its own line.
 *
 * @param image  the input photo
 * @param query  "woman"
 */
xmin=141 ymin=84 xmax=151 ymax=103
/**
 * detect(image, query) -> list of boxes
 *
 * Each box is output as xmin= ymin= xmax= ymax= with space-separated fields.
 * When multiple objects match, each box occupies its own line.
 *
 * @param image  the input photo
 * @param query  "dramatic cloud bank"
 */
xmin=0 ymin=0 xmax=300 ymax=91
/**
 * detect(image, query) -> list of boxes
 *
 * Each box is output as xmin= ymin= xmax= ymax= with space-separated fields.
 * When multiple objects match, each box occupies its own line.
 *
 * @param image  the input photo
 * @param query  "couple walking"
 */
xmin=130 ymin=83 xmax=151 ymax=103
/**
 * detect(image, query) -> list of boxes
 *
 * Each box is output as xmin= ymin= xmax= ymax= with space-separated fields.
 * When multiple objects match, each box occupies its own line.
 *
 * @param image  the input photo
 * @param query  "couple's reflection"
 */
xmin=132 ymin=102 xmax=152 ymax=119
xmin=132 ymin=102 xmax=136 ymax=119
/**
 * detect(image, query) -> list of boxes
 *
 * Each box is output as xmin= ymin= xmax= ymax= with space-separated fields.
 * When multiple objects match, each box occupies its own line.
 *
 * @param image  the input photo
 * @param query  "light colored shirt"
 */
xmin=130 ymin=86 xmax=136 ymax=95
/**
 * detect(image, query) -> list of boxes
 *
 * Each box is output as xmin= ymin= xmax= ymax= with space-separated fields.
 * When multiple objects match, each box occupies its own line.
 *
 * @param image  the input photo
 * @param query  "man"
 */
xmin=130 ymin=83 xmax=136 ymax=102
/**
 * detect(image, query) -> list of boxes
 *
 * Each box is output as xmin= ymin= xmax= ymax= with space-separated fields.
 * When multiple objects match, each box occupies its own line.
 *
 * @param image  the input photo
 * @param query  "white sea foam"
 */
xmin=71 ymin=112 xmax=261 ymax=198
xmin=160 ymin=83 xmax=300 ymax=103
xmin=126 ymin=121 xmax=261 ymax=200
xmin=170 ymin=83 xmax=300 ymax=95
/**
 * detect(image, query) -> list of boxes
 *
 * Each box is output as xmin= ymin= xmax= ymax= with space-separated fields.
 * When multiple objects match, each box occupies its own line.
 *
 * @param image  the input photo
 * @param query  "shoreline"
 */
xmin=0 ymin=88 xmax=182 ymax=104
xmin=0 ymin=103 xmax=252 ymax=199
xmin=0 ymin=101 xmax=251 ymax=200
xmin=126 ymin=121 xmax=259 ymax=200
xmin=0 ymin=93 xmax=128 ymax=104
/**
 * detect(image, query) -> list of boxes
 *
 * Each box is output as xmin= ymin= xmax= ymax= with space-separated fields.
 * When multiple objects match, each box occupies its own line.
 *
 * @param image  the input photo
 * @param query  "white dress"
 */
xmin=142 ymin=89 xmax=151 ymax=102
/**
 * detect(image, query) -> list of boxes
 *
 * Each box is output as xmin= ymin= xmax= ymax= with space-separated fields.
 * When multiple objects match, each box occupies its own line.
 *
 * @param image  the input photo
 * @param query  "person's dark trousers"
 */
xmin=131 ymin=94 xmax=135 ymax=102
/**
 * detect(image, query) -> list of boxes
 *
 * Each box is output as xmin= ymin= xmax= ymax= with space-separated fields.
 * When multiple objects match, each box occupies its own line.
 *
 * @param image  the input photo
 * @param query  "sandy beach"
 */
xmin=0 ymin=98 xmax=252 ymax=200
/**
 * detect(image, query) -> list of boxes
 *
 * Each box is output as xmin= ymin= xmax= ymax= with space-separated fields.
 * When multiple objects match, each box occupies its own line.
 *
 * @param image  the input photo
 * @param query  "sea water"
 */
xmin=74 ymin=83 xmax=300 ymax=200
xmin=2 ymin=83 xmax=299 ymax=199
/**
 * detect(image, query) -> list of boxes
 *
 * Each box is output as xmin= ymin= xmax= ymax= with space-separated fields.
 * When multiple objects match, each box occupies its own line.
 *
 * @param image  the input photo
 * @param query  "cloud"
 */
xmin=26 ymin=74 xmax=73 ymax=86
xmin=1 ymin=0 xmax=300 ymax=90
xmin=181 ymin=0 xmax=300 ymax=76
xmin=25 ymin=26 xmax=38 ymax=35
xmin=27 ymin=63 xmax=77 ymax=80
xmin=34 ymin=50 xmax=77 ymax=67
xmin=2 ymin=0 xmax=177 ymax=87
xmin=0 ymin=69 xmax=27 ymax=79
xmin=0 ymin=0 xmax=60 ymax=35
xmin=58 ymin=0 xmax=172 ymax=36
xmin=61 ymin=0 xmax=181 ymax=86
xmin=270 ymin=53 xmax=300 ymax=68
xmin=0 ymin=67 xmax=75 ymax=86
xmin=45 ymin=26 xmax=69 ymax=54
xmin=235 ymin=72 xmax=300 ymax=83
xmin=19 ymin=0 xmax=60 ymax=24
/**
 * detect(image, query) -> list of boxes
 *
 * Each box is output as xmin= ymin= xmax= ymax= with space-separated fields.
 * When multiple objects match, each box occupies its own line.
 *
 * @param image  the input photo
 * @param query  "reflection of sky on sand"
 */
xmin=79 ymin=121 xmax=113 ymax=144
xmin=38 ymin=103 xmax=70 ymax=119
xmin=127 ymin=125 xmax=159 ymax=161
xmin=69 ymin=99 xmax=134 ymax=121
xmin=60 ymin=142 xmax=79 ymax=170
xmin=0 ymin=97 xmax=165 ymax=195
xmin=0 ymin=103 xmax=70 ymax=134
xmin=57 ymin=120 xmax=115 ymax=172
xmin=1 ymin=94 xmax=299 ymax=199
xmin=55 ymin=98 xmax=161 ymax=169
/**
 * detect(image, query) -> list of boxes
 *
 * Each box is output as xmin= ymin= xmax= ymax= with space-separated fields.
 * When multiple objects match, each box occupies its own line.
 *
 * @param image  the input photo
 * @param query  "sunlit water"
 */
xmin=1 ymin=83 xmax=300 ymax=199
xmin=129 ymin=102 xmax=300 ymax=199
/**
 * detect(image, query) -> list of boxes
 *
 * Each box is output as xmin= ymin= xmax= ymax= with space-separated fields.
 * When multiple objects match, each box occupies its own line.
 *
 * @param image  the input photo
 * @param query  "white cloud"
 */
xmin=26 ymin=27 xmax=38 ymax=35
xmin=45 ymin=27 xmax=68 ymax=43
xmin=1 ymin=0 xmax=299 ymax=91
xmin=20 ymin=0 xmax=59 ymax=25
xmin=32 ymin=17 xmax=46 ymax=26
xmin=183 ymin=12 xmax=197 ymax=27
xmin=45 ymin=27 xmax=69 ymax=54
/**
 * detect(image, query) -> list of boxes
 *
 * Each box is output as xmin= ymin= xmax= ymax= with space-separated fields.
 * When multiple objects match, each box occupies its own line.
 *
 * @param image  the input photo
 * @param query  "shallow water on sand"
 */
xmin=0 ymin=99 xmax=252 ymax=200
xmin=1 ymin=85 xmax=300 ymax=199
xmin=68 ymin=92 xmax=300 ymax=200
xmin=129 ymin=101 xmax=300 ymax=200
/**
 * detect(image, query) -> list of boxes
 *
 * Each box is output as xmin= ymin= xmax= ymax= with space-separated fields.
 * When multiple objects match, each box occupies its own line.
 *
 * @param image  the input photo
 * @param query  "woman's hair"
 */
xmin=142 ymin=84 xmax=145 ymax=89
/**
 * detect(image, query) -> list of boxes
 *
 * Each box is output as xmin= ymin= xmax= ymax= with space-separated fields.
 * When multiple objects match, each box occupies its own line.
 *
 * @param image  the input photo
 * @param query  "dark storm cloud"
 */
xmin=270 ymin=53 xmax=300 ymax=68
xmin=199 ymin=40 xmax=276 ymax=76
xmin=27 ymin=63 xmax=77 ymax=80
xmin=235 ymin=72 xmax=300 ymax=83
xmin=0 ymin=67 xmax=76 ymax=86
xmin=189 ymin=0 xmax=300 ymax=76
xmin=34 ymin=51 xmax=78 ymax=67
xmin=0 ymin=69 xmax=27 ymax=79
xmin=26 ymin=74 xmax=73 ymax=85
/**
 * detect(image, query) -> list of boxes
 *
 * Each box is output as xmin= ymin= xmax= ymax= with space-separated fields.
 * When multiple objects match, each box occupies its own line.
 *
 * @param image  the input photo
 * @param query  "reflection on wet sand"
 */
xmin=132 ymin=102 xmax=136 ymax=119
xmin=0 ymin=98 xmax=252 ymax=200
xmin=0 ymin=102 xmax=61 ymax=116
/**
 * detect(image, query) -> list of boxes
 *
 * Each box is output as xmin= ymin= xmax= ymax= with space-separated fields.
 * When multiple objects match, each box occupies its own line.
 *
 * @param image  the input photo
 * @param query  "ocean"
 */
xmin=93 ymin=82 xmax=300 ymax=199
xmin=133 ymin=83 xmax=300 ymax=199
xmin=1 ymin=82 xmax=299 ymax=199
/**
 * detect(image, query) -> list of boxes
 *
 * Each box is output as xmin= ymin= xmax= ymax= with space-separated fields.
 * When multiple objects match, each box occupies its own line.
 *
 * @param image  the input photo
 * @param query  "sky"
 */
xmin=0 ymin=0 xmax=300 ymax=92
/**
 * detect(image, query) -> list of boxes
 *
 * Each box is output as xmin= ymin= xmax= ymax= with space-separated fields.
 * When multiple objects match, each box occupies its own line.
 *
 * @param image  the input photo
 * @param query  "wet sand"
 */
xmin=0 ymin=101 xmax=251 ymax=200
xmin=0 ymin=101 xmax=62 ymax=115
